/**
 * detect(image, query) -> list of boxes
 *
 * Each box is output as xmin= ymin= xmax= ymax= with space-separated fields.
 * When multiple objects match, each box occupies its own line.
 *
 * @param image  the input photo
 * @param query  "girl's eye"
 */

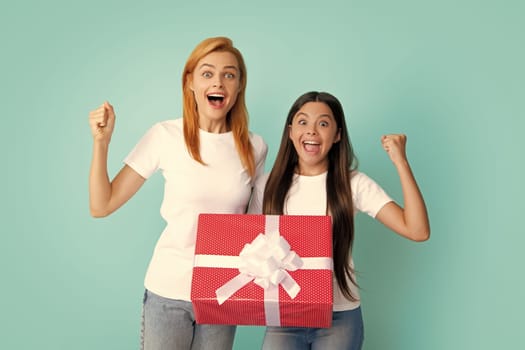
xmin=224 ymin=72 xmax=235 ymax=79
xmin=319 ymin=121 xmax=329 ymax=127
xmin=202 ymin=71 xmax=212 ymax=78
xmin=298 ymin=120 xmax=307 ymax=125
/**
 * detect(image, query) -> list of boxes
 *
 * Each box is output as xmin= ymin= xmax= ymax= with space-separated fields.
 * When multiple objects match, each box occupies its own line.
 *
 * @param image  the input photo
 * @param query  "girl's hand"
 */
xmin=381 ymin=134 xmax=408 ymax=165
xmin=89 ymin=101 xmax=115 ymax=143
xmin=377 ymin=133 xmax=430 ymax=241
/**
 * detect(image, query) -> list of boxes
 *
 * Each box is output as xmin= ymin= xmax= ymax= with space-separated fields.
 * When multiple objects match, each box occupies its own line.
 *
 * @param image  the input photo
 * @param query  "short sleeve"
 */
xmin=351 ymin=171 xmax=393 ymax=218
xmin=250 ymin=133 xmax=268 ymax=183
xmin=124 ymin=123 xmax=164 ymax=179
xmin=247 ymin=173 xmax=269 ymax=214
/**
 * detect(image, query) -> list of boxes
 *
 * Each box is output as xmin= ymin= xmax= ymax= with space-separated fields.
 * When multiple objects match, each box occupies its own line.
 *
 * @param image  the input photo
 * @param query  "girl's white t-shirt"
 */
xmin=248 ymin=171 xmax=392 ymax=311
xmin=125 ymin=118 xmax=268 ymax=301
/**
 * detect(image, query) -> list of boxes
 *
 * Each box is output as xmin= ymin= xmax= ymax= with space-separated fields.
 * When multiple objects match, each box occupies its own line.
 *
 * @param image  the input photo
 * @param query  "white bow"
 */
xmin=215 ymin=230 xmax=303 ymax=305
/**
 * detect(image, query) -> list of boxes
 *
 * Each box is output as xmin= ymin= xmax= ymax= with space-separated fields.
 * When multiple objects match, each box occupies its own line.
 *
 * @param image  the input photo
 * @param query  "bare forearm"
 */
xmin=394 ymin=160 xmax=430 ymax=241
xmin=89 ymin=141 xmax=112 ymax=217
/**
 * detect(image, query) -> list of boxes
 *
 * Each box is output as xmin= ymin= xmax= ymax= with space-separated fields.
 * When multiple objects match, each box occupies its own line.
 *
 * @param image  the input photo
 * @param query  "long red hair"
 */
xmin=181 ymin=37 xmax=255 ymax=177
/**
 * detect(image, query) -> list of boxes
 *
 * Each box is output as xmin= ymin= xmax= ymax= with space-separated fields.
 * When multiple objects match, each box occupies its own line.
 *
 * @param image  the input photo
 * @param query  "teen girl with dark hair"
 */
xmin=249 ymin=91 xmax=429 ymax=349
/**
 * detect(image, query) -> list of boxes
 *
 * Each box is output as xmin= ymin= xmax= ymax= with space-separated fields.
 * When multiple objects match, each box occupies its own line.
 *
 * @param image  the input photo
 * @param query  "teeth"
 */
xmin=208 ymin=94 xmax=224 ymax=98
xmin=303 ymin=141 xmax=319 ymax=145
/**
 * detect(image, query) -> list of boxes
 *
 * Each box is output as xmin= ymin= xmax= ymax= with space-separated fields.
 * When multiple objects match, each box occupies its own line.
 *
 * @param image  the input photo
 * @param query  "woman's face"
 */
xmin=289 ymin=101 xmax=341 ymax=176
xmin=188 ymin=51 xmax=241 ymax=129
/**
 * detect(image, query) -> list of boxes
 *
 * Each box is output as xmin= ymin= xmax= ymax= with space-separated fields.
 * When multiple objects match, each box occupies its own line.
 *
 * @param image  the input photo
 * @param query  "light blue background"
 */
xmin=2 ymin=0 xmax=523 ymax=349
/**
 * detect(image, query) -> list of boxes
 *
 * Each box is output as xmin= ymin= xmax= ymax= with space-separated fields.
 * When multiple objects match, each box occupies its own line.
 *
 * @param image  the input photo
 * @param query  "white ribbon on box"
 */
xmin=193 ymin=215 xmax=333 ymax=326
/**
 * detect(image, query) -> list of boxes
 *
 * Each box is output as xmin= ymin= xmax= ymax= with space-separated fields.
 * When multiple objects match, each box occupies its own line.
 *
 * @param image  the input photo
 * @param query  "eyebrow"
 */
xmin=295 ymin=112 xmax=333 ymax=119
xmin=198 ymin=63 xmax=239 ymax=71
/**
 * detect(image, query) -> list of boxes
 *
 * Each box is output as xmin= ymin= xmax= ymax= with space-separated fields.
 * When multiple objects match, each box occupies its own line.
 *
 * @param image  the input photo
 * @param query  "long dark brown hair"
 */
xmin=262 ymin=91 xmax=359 ymax=300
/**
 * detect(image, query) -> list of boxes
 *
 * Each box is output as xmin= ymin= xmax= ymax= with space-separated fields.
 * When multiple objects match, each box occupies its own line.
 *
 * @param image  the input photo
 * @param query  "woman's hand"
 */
xmin=89 ymin=101 xmax=115 ymax=143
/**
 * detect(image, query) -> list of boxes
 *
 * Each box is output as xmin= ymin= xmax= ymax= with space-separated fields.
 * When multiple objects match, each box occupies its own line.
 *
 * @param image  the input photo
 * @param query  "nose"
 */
xmin=306 ymin=125 xmax=317 ymax=135
xmin=212 ymin=76 xmax=223 ymax=88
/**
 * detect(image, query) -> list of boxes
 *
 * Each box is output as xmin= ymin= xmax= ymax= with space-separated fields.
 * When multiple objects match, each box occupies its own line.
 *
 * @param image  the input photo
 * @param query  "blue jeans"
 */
xmin=262 ymin=307 xmax=364 ymax=350
xmin=141 ymin=290 xmax=236 ymax=350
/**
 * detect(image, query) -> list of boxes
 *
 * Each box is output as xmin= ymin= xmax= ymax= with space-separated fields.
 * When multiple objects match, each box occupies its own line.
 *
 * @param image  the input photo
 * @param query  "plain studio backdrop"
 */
xmin=1 ymin=0 xmax=523 ymax=349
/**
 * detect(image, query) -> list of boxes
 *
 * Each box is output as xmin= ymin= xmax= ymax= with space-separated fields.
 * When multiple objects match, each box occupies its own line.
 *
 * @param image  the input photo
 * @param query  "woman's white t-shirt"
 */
xmin=125 ymin=118 xmax=268 ymax=301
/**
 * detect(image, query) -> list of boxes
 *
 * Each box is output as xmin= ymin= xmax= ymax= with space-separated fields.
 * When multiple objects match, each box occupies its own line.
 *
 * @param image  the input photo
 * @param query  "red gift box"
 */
xmin=191 ymin=214 xmax=333 ymax=328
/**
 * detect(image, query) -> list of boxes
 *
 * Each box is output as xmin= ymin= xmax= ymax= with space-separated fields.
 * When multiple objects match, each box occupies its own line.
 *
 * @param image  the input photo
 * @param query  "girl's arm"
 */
xmin=375 ymin=134 xmax=430 ymax=242
xmin=88 ymin=102 xmax=145 ymax=217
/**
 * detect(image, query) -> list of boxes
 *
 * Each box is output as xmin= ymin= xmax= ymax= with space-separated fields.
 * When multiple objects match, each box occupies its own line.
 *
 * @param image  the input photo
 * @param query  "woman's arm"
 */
xmin=375 ymin=134 xmax=430 ymax=242
xmin=88 ymin=102 xmax=145 ymax=217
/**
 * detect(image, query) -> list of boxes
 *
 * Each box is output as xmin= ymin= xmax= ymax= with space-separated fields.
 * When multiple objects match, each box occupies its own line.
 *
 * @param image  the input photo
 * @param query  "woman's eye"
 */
xmin=224 ymin=72 xmax=235 ymax=79
xmin=319 ymin=121 xmax=329 ymax=127
xmin=298 ymin=120 xmax=307 ymax=125
xmin=202 ymin=71 xmax=212 ymax=78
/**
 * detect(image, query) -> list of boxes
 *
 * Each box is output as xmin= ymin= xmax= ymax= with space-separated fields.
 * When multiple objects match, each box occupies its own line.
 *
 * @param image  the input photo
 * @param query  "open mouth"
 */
xmin=207 ymin=93 xmax=225 ymax=107
xmin=303 ymin=140 xmax=320 ymax=152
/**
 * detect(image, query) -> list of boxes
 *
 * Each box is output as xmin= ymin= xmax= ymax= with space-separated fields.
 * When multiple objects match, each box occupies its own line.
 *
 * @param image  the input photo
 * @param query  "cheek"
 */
xmin=330 ymin=130 xmax=340 ymax=143
xmin=190 ymin=82 xmax=201 ymax=95
xmin=229 ymin=89 xmax=240 ymax=103
xmin=229 ymin=82 xmax=241 ymax=99
xmin=290 ymin=134 xmax=303 ymax=149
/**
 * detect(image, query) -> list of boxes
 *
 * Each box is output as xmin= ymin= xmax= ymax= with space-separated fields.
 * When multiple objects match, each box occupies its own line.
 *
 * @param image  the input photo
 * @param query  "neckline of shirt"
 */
xmin=293 ymin=171 xmax=328 ymax=181
xmin=199 ymin=128 xmax=233 ymax=138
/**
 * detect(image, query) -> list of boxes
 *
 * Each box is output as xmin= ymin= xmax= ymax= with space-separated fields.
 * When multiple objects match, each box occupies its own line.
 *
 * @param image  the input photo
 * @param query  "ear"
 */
xmin=186 ymin=73 xmax=194 ymax=91
xmin=334 ymin=128 xmax=341 ymax=143
xmin=288 ymin=124 xmax=292 ymax=139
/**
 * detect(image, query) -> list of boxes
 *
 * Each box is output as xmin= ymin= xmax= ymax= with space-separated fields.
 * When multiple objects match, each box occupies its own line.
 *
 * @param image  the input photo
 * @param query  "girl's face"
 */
xmin=188 ymin=51 xmax=241 ymax=130
xmin=289 ymin=101 xmax=341 ymax=176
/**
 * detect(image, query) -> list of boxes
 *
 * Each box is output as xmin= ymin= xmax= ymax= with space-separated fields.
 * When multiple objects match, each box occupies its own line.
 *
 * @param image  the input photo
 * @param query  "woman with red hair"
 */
xmin=88 ymin=37 xmax=267 ymax=349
